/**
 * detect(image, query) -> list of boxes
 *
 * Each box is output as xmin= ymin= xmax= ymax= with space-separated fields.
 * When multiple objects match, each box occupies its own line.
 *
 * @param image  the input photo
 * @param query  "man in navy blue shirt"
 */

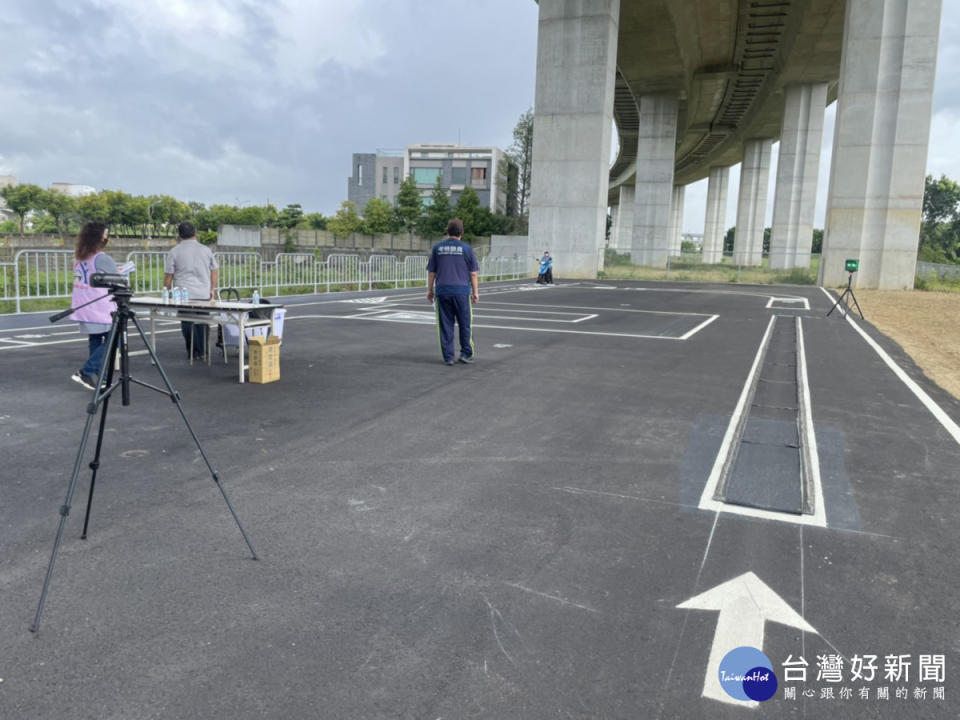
xmin=426 ymin=218 xmax=479 ymax=365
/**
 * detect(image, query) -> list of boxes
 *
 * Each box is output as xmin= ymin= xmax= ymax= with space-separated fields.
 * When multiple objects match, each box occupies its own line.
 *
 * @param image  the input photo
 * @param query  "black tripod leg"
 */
xmin=30 ymin=315 xmax=119 ymax=632
xmin=826 ymin=288 xmax=849 ymax=317
xmin=128 ymin=313 xmax=258 ymax=560
xmin=848 ymin=290 xmax=865 ymax=320
xmin=81 ymin=327 xmax=121 ymax=539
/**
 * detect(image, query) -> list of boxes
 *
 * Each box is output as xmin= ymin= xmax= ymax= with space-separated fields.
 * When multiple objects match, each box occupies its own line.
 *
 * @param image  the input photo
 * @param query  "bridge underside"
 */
xmin=529 ymin=0 xmax=943 ymax=289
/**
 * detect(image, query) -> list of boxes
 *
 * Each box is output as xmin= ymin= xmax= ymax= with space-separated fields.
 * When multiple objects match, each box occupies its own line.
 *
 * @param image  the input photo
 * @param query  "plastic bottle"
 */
xmin=252 ymin=289 xmax=260 ymax=304
xmin=162 ymin=287 xmax=169 ymax=305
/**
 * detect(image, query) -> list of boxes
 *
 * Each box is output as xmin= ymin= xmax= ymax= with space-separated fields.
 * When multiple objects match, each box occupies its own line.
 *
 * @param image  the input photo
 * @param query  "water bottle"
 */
xmin=162 ymin=287 xmax=169 ymax=305
xmin=252 ymin=289 xmax=260 ymax=304
xmin=172 ymin=286 xmax=180 ymax=303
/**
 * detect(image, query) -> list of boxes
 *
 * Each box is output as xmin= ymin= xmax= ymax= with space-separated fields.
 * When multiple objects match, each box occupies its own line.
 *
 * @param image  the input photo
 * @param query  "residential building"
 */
xmin=50 ymin=182 xmax=97 ymax=197
xmin=346 ymin=150 xmax=405 ymax=213
xmin=348 ymin=144 xmax=516 ymax=215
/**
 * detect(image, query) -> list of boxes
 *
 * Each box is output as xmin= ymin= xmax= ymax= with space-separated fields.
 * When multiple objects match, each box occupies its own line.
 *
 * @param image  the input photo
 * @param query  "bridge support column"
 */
xmin=610 ymin=185 xmax=635 ymax=252
xmin=733 ymin=138 xmax=772 ymax=266
xmin=822 ymin=0 xmax=942 ymax=289
xmin=770 ymin=83 xmax=828 ymax=270
xmin=529 ymin=0 xmax=620 ymax=279
xmin=630 ymin=94 xmax=678 ymax=267
xmin=668 ymin=184 xmax=685 ymax=257
xmin=703 ymin=166 xmax=729 ymax=264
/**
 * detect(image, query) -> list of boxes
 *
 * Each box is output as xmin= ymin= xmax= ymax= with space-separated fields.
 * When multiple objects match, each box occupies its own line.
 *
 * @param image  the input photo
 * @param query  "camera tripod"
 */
xmin=31 ymin=283 xmax=257 ymax=632
xmin=826 ymin=270 xmax=865 ymax=320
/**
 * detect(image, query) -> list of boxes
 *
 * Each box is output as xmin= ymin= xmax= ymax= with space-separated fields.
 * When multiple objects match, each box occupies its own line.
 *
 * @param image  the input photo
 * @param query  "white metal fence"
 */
xmin=1 ymin=249 xmax=528 ymax=313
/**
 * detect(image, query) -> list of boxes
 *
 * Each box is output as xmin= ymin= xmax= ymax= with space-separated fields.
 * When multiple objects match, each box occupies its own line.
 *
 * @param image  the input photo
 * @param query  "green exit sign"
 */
xmin=845 ymin=259 xmax=859 ymax=272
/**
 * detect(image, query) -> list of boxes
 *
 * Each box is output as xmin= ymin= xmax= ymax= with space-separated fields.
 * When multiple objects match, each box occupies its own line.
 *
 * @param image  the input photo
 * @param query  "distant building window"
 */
xmin=422 ymin=195 xmax=434 ymax=207
xmin=393 ymin=167 xmax=399 ymax=184
xmin=382 ymin=167 xmax=387 ymax=184
xmin=471 ymin=167 xmax=487 ymax=182
xmin=413 ymin=167 xmax=441 ymax=185
xmin=451 ymin=167 xmax=467 ymax=185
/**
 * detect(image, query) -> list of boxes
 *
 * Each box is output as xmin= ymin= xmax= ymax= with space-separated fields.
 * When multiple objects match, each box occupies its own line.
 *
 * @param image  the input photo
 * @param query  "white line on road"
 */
xmin=819 ymin=286 xmax=960 ymax=446
xmin=698 ymin=315 xmax=828 ymax=527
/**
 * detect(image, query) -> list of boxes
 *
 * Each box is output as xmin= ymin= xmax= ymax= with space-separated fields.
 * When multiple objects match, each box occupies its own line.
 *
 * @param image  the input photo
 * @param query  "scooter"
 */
xmin=536 ymin=257 xmax=553 ymax=284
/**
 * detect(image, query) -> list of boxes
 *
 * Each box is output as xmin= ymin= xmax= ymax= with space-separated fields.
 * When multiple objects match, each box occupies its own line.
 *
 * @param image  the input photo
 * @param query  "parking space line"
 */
xmin=679 ymin=315 xmax=719 ymax=339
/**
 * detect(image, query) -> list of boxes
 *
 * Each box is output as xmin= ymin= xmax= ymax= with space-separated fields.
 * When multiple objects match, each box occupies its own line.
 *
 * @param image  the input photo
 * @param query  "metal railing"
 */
xmin=1 ymin=249 xmax=529 ymax=313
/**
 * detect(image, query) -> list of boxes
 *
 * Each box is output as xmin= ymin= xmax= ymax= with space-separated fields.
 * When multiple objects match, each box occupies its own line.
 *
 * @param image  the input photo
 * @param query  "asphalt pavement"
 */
xmin=1 ymin=279 xmax=958 ymax=719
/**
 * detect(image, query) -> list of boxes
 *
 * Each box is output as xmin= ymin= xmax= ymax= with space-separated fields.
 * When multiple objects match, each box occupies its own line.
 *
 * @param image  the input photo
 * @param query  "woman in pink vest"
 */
xmin=70 ymin=222 xmax=118 ymax=390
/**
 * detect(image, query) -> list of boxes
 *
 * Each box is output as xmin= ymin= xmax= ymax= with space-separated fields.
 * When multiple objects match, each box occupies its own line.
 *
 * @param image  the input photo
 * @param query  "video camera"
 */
xmin=90 ymin=273 xmax=130 ymax=290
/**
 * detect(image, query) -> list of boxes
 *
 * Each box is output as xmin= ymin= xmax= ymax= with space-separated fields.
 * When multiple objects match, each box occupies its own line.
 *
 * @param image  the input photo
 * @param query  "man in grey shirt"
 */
xmin=164 ymin=221 xmax=219 ymax=359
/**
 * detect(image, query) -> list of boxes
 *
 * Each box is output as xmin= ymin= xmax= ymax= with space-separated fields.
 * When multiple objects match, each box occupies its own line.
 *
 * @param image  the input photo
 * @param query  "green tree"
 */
xmin=454 ymin=185 xmax=482 ymax=239
xmin=507 ymin=107 xmax=534 ymax=223
xmin=812 ymin=228 xmax=824 ymax=254
xmin=128 ymin=195 xmax=151 ymax=237
xmin=39 ymin=189 xmax=77 ymax=236
xmin=236 ymin=206 xmax=267 ymax=227
xmin=278 ymin=203 xmax=304 ymax=229
xmin=394 ymin=174 xmax=422 ymax=232
xmin=100 ymin=190 xmax=136 ymax=232
xmin=328 ymin=200 xmax=362 ymax=238
xmin=418 ymin=176 xmax=452 ymax=237
xmin=0 ymin=183 xmax=45 ymax=232
xmin=723 ymin=227 xmax=735 ymax=254
xmin=261 ymin=203 xmax=280 ymax=228
xmin=921 ymin=174 xmax=960 ymax=261
xmin=77 ymin=192 xmax=110 ymax=224
xmin=304 ymin=212 xmax=327 ymax=230
xmin=362 ymin=196 xmax=393 ymax=234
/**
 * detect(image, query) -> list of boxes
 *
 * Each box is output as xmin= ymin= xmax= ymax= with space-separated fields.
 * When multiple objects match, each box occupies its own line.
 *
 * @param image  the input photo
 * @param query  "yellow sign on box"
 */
xmin=248 ymin=335 xmax=280 ymax=383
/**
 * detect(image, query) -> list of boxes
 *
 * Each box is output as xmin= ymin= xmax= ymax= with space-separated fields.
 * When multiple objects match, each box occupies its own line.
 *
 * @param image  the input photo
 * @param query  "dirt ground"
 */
xmin=851 ymin=289 xmax=960 ymax=400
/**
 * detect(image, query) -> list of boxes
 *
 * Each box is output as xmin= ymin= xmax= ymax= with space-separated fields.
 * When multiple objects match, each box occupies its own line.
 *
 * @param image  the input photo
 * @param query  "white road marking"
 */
xmin=698 ymin=316 xmax=827 ymax=527
xmin=677 ymin=572 xmax=818 ymax=707
xmin=819 ymin=286 xmax=960 ymax=446
xmin=679 ymin=314 xmax=719 ymax=340
xmin=766 ymin=296 xmax=811 ymax=310
xmin=796 ymin=317 xmax=827 ymax=526
xmin=0 ymin=328 xmax=180 ymax=351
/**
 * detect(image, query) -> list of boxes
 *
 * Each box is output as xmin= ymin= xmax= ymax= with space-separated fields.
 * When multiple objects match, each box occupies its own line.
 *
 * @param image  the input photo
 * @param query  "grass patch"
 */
xmin=914 ymin=273 xmax=960 ymax=293
xmin=599 ymin=251 xmax=819 ymax=286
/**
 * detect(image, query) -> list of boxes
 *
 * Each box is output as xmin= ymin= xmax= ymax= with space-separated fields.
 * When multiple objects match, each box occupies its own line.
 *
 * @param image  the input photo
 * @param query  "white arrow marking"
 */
xmin=677 ymin=572 xmax=817 ymax=707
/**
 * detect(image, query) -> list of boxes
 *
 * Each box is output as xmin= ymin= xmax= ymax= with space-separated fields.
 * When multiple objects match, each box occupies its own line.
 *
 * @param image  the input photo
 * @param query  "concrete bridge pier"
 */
xmin=703 ymin=166 xmax=730 ymax=264
xmin=610 ymin=185 xmax=635 ymax=252
xmin=529 ymin=0 xmax=620 ymax=279
xmin=668 ymin=184 xmax=685 ymax=257
xmin=733 ymin=139 xmax=772 ymax=266
xmin=822 ymin=0 xmax=943 ymax=289
xmin=770 ymin=83 xmax=828 ymax=270
xmin=630 ymin=93 xmax=679 ymax=267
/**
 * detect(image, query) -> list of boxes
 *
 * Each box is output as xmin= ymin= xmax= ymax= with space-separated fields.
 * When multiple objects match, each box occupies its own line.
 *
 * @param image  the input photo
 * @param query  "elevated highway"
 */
xmin=529 ymin=0 xmax=943 ymax=289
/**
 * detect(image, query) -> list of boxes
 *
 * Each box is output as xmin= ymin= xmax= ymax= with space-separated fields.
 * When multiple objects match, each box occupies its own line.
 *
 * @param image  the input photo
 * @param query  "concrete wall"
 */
xmin=0 ymin=231 xmax=500 ymax=262
xmin=490 ymin=234 xmax=530 ymax=260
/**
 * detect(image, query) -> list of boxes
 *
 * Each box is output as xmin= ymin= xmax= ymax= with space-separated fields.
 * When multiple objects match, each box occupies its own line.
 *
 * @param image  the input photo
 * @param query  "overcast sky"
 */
xmin=1 ymin=1 xmax=958 ymax=233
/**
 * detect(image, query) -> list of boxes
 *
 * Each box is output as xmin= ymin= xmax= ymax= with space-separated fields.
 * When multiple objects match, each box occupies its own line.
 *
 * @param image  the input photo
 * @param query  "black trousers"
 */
xmin=180 ymin=321 xmax=206 ymax=356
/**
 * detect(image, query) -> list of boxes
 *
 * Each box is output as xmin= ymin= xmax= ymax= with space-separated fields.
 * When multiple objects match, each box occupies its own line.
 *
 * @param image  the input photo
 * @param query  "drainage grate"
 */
xmin=717 ymin=315 xmax=810 ymax=514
